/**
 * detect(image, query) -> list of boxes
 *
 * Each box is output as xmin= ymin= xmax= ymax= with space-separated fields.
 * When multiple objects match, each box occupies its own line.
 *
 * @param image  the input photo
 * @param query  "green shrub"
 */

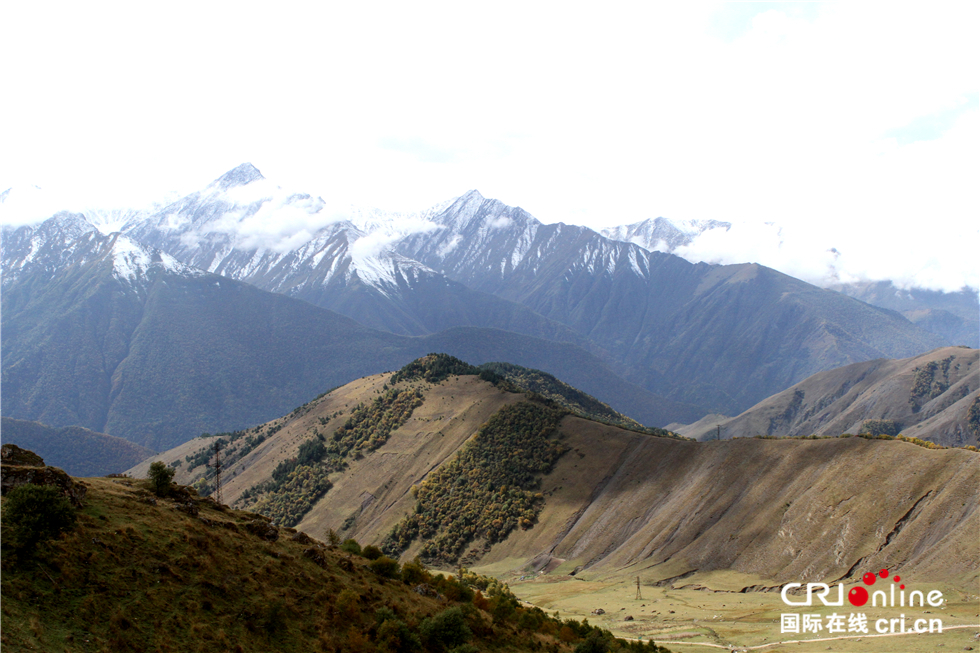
xmin=2 ymin=484 xmax=77 ymax=555
xmin=419 ymin=606 xmax=471 ymax=650
xmin=447 ymin=645 xmax=480 ymax=653
xmin=377 ymin=617 xmax=422 ymax=653
xmin=861 ymin=419 xmax=900 ymax=436
xmin=400 ymin=557 xmax=428 ymax=585
xmin=369 ymin=555 xmax=401 ymax=579
xmin=340 ymin=538 xmax=362 ymax=556
xmin=574 ymin=630 xmax=611 ymax=653
xmin=147 ymin=461 xmax=175 ymax=497
xmin=262 ymin=600 xmax=287 ymax=638
xmin=362 ymin=544 xmax=383 ymax=560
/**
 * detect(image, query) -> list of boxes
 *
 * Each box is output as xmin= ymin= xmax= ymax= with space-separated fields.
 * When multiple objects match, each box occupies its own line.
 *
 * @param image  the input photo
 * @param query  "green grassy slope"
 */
xmin=0 ymin=474 xmax=671 ymax=653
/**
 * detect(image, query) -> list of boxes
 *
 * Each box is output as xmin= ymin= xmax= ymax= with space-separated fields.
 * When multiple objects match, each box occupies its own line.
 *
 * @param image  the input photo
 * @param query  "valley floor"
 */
xmin=494 ymin=571 xmax=980 ymax=653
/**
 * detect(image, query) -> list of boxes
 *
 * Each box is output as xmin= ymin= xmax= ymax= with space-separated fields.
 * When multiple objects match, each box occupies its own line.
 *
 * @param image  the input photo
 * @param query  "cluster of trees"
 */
xmin=250 ymin=463 xmax=333 ymax=527
xmin=336 ymin=536 xmax=671 ymax=652
xmin=2 ymin=484 xmax=77 ymax=558
xmin=909 ymin=356 xmax=955 ymax=411
xmin=860 ymin=419 xmax=901 ymax=436
xmin=384 ymin=400 xmax=569 ymax=563
xmin=968 ymin=396 xmax=980 ymax=438
xmin=330 ymin=386 xmax=426 ymax=457
xmin=391 ymin=353 xmax=514 ymax=389
xmin=391 ymin=353 xmax=482 ymax=384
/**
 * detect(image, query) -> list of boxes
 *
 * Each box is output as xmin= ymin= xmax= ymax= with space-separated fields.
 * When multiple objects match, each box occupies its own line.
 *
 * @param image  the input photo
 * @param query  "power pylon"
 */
xmin=636 ymin=576 xmax=642 ymax=600
xmin=206 ymin=440 xmax=224 ymax=505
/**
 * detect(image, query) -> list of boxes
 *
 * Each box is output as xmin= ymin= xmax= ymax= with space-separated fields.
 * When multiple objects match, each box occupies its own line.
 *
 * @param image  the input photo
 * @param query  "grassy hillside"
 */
xmin=0 ymin=472 xmax=671 ymax=653
xmin=0 ymin=418 xmax=155 ymax=477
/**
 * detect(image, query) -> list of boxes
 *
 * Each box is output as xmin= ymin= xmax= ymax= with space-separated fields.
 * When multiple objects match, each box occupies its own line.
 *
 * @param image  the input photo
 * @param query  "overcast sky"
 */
xmin=1 ymin=2 xmax=976 ymax=291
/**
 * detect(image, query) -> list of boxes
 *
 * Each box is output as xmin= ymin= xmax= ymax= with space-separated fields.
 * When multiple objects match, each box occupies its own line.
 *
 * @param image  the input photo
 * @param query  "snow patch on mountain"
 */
xmin=108 ymin=234 xmax=202 ymax=283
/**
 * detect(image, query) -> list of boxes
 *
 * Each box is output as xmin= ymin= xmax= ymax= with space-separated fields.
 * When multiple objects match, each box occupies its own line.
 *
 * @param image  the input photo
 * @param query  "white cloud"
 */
xmin=0 ymin=2 xmax=974 ymax=290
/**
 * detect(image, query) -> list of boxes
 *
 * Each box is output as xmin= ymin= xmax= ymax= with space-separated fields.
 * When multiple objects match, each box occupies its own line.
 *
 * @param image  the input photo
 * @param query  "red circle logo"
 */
xmin=862 ymin=572 xmax=877 ymax=585
xmin=848 ymin=587 xmax=869 ymax=607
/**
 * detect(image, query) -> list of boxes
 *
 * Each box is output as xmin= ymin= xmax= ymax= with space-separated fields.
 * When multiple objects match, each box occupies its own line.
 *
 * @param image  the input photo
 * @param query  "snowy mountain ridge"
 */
xmin=1 ymin=213 xmax=199 ymax=289
xmin=601 ymin=216 xmax=732 ymax=253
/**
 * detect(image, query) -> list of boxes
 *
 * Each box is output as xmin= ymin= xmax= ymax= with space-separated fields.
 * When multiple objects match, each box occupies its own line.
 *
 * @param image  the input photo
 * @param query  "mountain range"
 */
xmin=1 ymin=217 xmax=690 ymax=450
xmin=1 ymin=163 xmax=968 ymax=450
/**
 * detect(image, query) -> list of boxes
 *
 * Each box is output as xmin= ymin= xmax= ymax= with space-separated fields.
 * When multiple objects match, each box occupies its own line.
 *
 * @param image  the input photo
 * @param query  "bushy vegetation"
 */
xmin=330 ymin=386 xmax=426 ymax=458
xmin=249 ymin=463 xmax=333 ymax=526
xmin=908 ymin=356 xmax=954 ymax=411
xmin=860 ymin=419 xmax=900 ymax=436
xmin=384 ymin=399 xmax=569 ymax=563
xmin=1 ymin=484 xmax=76 ymax=556
xmin=240 ymin=384 xmax=426 ymax=526
xmin=391 ymin=353 xmax=482 ymax=384
xmin=968 ymin=395 xmax=980 ymax=438
xmin=147 ymin=461 xmax=175 ymax=497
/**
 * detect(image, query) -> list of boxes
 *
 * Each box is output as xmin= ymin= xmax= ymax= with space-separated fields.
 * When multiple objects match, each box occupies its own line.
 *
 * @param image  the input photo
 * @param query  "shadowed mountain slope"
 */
xmin=0 ymin=417 xmax=155 ymax=477
xmin=97 ymin=165 xmax=949 ymax=416
xmin=121 ymin=164 xmax=601 ymax=352
xmin=832 ymin=280 xmax=980 ymax=349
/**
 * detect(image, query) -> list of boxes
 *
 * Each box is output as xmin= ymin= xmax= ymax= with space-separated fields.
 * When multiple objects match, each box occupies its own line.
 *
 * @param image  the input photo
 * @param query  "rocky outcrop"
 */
xmin=1 ymin=443 xmax=45 ymax=467
xmin=0 ymin=443 xmax=87 ymax=507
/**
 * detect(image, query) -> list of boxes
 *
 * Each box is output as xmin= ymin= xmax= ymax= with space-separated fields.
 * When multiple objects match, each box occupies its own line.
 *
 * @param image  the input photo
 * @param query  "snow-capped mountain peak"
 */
xmin=213 ymin=162 xmax=265 ymax=190
xmin=602 ymin=216 xmax=731 ymax=253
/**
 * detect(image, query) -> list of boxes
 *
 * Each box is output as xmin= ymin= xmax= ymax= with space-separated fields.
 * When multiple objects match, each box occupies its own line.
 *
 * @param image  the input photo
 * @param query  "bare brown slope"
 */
xmin=127 ymin=373 xmax=527 ymax=538
xmin=481 ymin=416 xmax=978 ymax=590
xmin=131 ymin=371 xmax=979 ymax=592
xmin=676 ymin=346 xmax=979 ymax=446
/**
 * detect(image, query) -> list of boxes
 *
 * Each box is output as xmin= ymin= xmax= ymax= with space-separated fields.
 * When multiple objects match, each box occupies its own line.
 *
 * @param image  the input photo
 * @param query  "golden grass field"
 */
xmin=497 ymin=569 xmax=980 ymax=653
